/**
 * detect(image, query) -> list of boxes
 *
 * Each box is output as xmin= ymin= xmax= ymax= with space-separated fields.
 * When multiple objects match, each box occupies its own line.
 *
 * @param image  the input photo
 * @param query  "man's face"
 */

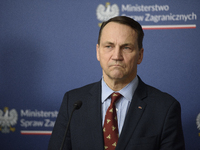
xmin=96 ymin=22 xmax=143 ymax=83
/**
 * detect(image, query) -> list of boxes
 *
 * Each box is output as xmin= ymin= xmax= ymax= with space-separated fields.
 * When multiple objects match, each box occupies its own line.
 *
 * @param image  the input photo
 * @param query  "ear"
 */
xmin=137 ymin=48 xmax=144 ymax=64
xmin=96 ymin=44 xmax=100 ymax=61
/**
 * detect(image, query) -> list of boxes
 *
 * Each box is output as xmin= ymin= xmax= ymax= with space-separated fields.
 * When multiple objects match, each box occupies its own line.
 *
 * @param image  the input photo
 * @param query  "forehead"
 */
xmin=100 ymin=22 xmax=137 ymax=43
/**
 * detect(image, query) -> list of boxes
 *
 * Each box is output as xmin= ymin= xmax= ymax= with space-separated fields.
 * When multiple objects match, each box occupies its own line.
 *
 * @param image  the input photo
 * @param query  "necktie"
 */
xmin=103 ymin=93 xmax=122 ymax=150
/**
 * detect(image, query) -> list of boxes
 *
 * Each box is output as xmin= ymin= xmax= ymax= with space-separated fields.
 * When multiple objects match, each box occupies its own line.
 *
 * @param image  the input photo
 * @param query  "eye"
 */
xmin=123 ymin=46 xmax=132 ymax=52
xmin=105 ymin=45 xmax=112 ymax=48
xmin=104 ymin=45 xmax=114 ymax=51
xmin=124 ymin=47 xmax=130 ymax=50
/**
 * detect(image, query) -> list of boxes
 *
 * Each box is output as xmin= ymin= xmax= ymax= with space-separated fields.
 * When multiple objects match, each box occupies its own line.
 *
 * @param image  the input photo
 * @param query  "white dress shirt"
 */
xmin=101 ymin=76 xmax=139 ymax=135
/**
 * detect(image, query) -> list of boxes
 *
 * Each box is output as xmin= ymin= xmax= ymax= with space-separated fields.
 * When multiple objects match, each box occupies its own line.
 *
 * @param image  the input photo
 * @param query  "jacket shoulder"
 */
xmin=62 ymin=81 xmax=101 ymax=103
xmin=144 ymin=84 xmax=180 ymax=107
xmin=137 ymin=77 xmax=179 ymax=105
xmin=67 ymin=81 xmax=100 ymax=94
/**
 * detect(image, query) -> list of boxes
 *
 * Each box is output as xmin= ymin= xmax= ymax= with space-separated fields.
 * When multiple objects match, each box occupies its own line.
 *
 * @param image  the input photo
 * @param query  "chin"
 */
xmin=110 ymin=74 xmax=124 ymax=80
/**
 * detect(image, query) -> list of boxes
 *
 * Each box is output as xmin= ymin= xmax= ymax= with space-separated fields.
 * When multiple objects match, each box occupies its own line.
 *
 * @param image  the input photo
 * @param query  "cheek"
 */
xmin=125 ymin=56 xmax=138 ymax=69
xmin=99 ymin=53 xmax=110 ymax=62
xmin=98 ymin=54 xmax=108 ymax=67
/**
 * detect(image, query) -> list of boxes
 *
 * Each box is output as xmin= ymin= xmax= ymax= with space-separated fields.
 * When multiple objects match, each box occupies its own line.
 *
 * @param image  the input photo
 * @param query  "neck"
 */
xmin=103 ymin=75 xmax=136 ymax=91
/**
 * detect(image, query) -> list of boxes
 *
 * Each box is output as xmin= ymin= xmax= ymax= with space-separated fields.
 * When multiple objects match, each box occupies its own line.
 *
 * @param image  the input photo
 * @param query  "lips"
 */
xmin=111 ymin=65 xmax=122 ymax=67
xmin=109 ymin=63 xmax=125 ymax=68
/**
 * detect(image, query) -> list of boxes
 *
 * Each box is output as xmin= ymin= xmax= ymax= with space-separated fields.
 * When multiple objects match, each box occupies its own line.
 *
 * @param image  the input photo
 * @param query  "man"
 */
xmin=48 ymin=16 xmax=185 ymax=150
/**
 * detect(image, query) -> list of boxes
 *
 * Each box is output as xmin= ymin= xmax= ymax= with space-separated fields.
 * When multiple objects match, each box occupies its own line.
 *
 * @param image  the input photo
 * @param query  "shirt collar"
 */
xmin=101 ymin=76 xmax=139 ymax=103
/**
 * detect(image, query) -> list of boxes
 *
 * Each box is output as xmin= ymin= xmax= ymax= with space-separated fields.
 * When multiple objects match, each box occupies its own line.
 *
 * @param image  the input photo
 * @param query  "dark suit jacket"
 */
xmin=48 ymin=77 xmax=185 ymax=150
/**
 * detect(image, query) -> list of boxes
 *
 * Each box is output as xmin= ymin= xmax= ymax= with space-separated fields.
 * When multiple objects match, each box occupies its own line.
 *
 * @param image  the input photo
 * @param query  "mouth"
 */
xmin=108 ymin=61 xmax=125 ymax=68
xmin=109 ymin=64 xmax=124 ymax=68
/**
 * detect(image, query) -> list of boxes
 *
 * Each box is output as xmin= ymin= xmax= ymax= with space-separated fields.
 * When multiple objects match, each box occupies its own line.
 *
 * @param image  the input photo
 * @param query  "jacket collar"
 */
xmin=116 ymin=76 xmax=147 ymax=150
xmin=87 ymin=77 xmax=148 ymax=150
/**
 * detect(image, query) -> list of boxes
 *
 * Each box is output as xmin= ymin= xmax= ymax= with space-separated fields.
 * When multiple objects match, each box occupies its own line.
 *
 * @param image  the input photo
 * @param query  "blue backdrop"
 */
xmin=0 ymin=0 xmax=200 ymax=149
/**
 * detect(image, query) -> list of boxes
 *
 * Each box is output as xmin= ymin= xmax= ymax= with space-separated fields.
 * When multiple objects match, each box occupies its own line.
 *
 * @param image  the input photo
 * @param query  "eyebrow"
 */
xmin=121 ymin=43 xmax=134 ymax=47
xmin=102 ymin=41 xmax=134 ymax=47
xmin=102 ymin=41 xmax=114 ymax=45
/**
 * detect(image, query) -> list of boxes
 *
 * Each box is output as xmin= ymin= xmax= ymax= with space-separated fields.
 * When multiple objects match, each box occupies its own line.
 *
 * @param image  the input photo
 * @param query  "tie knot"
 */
xmin=111 ymin=93 xmax=122 ymax=104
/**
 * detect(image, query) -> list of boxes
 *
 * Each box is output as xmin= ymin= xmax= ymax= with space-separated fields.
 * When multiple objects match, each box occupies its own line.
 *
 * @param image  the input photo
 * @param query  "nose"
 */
xmin=112 ymin=47 xmax=123 ymax=61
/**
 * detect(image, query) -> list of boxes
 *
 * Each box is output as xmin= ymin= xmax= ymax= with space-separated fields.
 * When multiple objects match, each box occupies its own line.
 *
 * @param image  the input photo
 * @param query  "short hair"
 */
xmin=97 ymin=16 xmax=144 ymax=50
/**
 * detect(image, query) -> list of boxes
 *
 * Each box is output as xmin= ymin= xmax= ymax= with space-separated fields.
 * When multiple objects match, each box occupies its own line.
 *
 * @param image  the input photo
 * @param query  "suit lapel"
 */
xmin=85 ymin=81 xmax=104 ymax=150
xmin=116 ymin=77 xmax=147 ymax=150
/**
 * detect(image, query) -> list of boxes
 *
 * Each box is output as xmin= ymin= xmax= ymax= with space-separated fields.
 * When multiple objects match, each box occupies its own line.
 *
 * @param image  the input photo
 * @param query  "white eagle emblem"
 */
xmin=96 ymin=2 xmax=119 ymax=22
xmin=197 ymin=113 xmax=200 ymax=130
xmin=0 ymin=107 xmax=18 ymax=133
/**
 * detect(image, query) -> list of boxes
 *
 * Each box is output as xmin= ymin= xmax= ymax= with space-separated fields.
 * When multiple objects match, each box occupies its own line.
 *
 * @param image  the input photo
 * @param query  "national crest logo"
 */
xmin=96 ymin=2 xmax=120 ymax=27
xmin=0 ymin=107 xmax=18 ymax=133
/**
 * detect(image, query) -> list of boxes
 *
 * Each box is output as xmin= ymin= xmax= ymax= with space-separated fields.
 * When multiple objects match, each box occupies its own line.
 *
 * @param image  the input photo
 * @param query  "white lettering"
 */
xmin=21 ymin=109 xmax=58 ymax=118
xmin=144 ymin=12 xmax=197 ymax=23
xmin=122 ymin=14 xmax=144 ymax=21
xmin=121 ymin=4 xmax=169 ymax=12
xmin=44 ymin=119 xmax=55 ymax=127
xmin=20 ymin=119 xmax=44 ymax=128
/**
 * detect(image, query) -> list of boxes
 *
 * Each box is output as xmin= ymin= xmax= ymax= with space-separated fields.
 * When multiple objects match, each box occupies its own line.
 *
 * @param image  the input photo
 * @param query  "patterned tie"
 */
xmin=103 ymin=92 xmax=122 ymax=150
